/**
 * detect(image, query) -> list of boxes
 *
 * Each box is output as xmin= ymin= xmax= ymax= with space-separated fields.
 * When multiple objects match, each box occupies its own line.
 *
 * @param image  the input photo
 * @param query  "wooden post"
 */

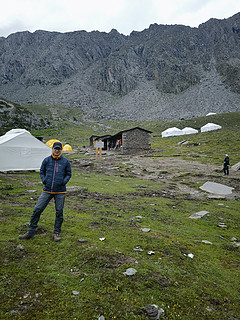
xmin=95 ymin=140 xmax=103 ymax=159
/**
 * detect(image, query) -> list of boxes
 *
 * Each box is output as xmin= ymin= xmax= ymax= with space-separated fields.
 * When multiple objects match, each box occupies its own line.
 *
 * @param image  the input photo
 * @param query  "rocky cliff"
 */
xmin=0 ymin=13 xmax=240 ymax=121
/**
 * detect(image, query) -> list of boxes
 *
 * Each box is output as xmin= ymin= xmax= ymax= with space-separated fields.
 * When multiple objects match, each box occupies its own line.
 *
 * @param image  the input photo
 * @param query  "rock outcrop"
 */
xmin=0 ymin=98 xmax=50 ymax=135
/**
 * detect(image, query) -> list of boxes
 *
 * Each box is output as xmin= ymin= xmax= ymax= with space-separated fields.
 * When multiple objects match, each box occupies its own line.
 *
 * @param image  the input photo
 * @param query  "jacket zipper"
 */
xmin=51 ymin=160 xmax=57 ymax=192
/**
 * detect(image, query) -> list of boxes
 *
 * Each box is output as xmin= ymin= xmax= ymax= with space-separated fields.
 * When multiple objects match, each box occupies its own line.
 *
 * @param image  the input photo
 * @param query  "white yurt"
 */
xmin=0 ymin=129 xmax=52 ymax=172
xmin=182 ymin=127 xmax=198 ymax=135
xmin=206 ymin=112 xmax=216 ymax=116
xmin=200 ymin=123 xmax=222 ymax=133
xmin=161 ymin=127 xmax=183 ymax=138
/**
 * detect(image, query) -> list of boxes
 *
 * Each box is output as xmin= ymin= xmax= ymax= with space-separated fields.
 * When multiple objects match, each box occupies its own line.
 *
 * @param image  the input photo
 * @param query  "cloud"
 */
xmin=0 ymin=0 xmax=240 ymax=37
xmin=152 ymin=0 xmax=240 ymax=27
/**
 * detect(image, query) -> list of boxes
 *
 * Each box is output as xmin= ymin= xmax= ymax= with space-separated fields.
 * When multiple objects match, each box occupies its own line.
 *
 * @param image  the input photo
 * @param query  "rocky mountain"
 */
xmin=0 ymin=98 xmax=50 ymax=135
xmin=0 ymin=13 xmax=240 ymax=121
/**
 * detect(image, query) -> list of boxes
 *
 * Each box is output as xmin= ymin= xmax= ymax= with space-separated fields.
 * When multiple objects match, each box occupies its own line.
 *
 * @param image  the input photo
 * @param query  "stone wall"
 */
xmin=122 ymin=128 xmax=151 ymax=154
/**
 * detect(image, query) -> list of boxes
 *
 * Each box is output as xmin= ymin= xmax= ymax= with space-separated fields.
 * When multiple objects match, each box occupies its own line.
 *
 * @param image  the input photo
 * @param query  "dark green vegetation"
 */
xmin=0 ymin=108 xmax=240 ymax=319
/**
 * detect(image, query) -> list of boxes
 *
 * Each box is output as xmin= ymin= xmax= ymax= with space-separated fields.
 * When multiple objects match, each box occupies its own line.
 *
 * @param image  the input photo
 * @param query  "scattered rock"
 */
xmin=188 ymin=211 xmax=209 ymax=219
xmin=123 ymin=268 xmax=137 ymax=276
xmin=72 ymin=291 xmax=79 ymax=295
xmin=200 ymin=181 xmax=234 ymax=195
xmin=98 ymin=316 xmax=105 ymax=320
xmin=133 ymin=245 xmax=144 ymax=252
xmin=201 ymin=240 xmax=213 ymax=245
xmin=141 ymin=304 xmax=162 ymax=320
xmin=23 ymin=293 xmax=31 ymax=299
xmin=148 ymin=251 xmax=155 ymax=255
xmin=77 ymin=239 xmax=88 ymax=243
xmin=141 ymin=228 xmax=151 ymax=232
xmin=218 ymin=223 xmax=227 ymax=228
xmin=232 ymin=242 xmax=240 ymax=247
xmin=206 ymin=307 xmax=214 ymax=312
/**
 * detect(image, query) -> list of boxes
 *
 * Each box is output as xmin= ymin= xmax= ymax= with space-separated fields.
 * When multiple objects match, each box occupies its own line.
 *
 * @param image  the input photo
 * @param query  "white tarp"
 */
xmin=201 ymin=123 xmax=222 ymax=133
xmin=0 ymin=129 xmax=52 ymax=172
xmin=182 ymin=127 xmax=198 ymax=135
xmin=162 ymin=127 xmax=183 ymax=138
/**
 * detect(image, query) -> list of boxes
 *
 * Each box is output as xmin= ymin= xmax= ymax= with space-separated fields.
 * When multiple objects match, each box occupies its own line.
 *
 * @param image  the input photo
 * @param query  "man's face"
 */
xmin=52 ymin=147 xmax=62 ymax=156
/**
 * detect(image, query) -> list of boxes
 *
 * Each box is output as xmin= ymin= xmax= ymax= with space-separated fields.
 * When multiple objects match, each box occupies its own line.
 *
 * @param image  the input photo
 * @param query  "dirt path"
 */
xmin=75 ymin=151 xmax=240 ymax=200
xmin=2 ymin=152 xmax=239 ymax=203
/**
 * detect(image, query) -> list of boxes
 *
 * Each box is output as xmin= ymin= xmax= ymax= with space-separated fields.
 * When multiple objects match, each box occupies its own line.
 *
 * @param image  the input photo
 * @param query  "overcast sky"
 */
xmin=1 ymin=0 xmax=240 ymax=38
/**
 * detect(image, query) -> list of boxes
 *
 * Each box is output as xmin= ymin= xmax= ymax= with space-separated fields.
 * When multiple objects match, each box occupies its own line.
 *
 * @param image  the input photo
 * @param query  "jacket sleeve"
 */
xmin=63 ymin=160 xmax=71 ymax=185
xmin=40 ymin=158 xmax=47 ymax=184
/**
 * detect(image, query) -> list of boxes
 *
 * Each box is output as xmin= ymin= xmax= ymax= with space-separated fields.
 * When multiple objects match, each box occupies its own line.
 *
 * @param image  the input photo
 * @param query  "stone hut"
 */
xmin=111 ymin=127 xmax=152 ymax=154
xmin=90 ymin=127 xmax=152 ymax=154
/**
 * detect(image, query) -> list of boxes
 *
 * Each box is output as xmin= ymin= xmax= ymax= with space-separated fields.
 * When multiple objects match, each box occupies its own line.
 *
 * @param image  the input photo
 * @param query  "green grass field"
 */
xmin=0 ymin=109 xmax=239 ymax=319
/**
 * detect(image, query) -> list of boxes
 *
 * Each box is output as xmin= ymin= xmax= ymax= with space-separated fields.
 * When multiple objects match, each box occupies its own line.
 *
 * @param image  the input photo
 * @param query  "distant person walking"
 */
xmin=19 ymin=142 xmax=71 ymax=242
xmin=223 ymin=154 xmax=230 ymax=176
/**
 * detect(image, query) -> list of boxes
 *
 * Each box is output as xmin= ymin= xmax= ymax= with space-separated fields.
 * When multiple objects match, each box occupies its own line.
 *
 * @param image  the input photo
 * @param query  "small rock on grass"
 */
xmin=77 ymin=239 xmax=87 ymax=243
xmin=233 ymin=242 xmax=240 ymax=247
xmin=218 ymin=223 xmax=227 ymax=228
xmin=148 ymin=251 xmax=155 ymax=255
xmin=123 ymin=268 xmax=137 ymax=276
xmin=133 ymin=245 xmax=143 ymax=252
xmin=201 ymin=240 xmax=212 ymax=245
xmin=140 ymin=304 xmax=164 ymax=320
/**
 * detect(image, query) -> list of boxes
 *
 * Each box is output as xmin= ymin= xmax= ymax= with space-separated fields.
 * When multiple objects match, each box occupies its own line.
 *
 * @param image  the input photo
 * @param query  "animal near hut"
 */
xmin=90 ymin=127 xmax=152 ymax=154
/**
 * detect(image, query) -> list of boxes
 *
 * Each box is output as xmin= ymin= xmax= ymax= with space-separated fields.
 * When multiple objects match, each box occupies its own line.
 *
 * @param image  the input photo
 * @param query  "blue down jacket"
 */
xmin=40 ymin=155 xmax=71 ymax=193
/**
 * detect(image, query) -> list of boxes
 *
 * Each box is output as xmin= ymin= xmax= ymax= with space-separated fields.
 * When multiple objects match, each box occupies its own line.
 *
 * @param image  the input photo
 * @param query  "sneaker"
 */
xmin=53 ymin=233 xmax=61 ymax=242
xmin=18 ymin=233 xmax=35 ymax=240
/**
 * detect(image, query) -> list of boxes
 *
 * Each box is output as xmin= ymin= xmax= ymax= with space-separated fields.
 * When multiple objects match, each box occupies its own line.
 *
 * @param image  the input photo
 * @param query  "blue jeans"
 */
xmin=28 ymin=192 xmax=65 ymax=235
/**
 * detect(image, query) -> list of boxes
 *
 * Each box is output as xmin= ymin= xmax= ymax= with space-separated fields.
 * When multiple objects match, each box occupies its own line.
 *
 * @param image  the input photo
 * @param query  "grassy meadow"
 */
xmin=0 ymin=107 xmax=239 ymax=319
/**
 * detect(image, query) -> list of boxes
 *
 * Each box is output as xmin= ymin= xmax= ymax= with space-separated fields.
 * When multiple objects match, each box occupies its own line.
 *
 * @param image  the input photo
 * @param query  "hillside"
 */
xmin=0 ymin=13 xmax=240 ymax=121
xmin=0 ymin=98 xmax=50 ymax=135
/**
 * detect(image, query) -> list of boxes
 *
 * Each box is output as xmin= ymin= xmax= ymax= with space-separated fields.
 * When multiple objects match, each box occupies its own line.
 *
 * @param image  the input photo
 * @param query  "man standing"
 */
xmin=19 ymin=141 xmax=71 ymax=241
xmin=223 ymin=154 xmax=230 ymax=176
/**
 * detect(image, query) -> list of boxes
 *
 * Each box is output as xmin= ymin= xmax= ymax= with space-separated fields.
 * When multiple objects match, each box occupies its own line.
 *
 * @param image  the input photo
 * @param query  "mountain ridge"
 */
xmin=0 ymin=13 xmax=240 ymax=121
